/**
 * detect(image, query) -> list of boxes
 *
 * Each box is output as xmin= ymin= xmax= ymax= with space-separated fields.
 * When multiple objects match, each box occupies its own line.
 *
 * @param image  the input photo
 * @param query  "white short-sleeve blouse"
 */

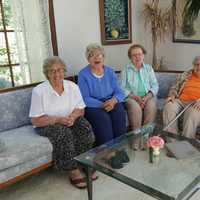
xmin=29 ymin=80 xmax=85 ymax=118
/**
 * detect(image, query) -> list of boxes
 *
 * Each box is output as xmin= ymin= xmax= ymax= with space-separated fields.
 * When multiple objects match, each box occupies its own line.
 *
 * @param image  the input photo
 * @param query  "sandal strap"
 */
xmin=70 ymin=177 xmax=86 ymax=185
xmin=70 ymin=177 xmax=87 ymax=189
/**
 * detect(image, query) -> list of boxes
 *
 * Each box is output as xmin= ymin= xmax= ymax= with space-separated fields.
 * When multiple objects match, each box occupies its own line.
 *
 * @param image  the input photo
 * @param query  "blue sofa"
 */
xmin=155 ymin=71 xmax=178 ymax=110
xmin=0 ymin=87 xmax=53 ymax=189
xmin=0 ymin=71 xmax=198 ymax=188
xmin=154 ymin=72 xmax=178 ymax=131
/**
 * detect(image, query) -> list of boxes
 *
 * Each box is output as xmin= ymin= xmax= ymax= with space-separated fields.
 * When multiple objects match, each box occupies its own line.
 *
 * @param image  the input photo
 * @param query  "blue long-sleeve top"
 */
xmin=78 ymin=65 xmax=125 ymax=108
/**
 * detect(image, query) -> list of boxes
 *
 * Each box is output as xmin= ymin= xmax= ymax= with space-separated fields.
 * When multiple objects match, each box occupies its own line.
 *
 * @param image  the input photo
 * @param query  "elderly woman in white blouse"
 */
xmin=29 ymin=56 xmax=95 ymax=189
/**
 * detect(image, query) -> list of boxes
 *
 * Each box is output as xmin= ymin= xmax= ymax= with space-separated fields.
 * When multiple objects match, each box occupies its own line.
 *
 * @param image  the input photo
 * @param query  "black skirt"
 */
xmin=36 ymin=117 xmax=95 ymax=170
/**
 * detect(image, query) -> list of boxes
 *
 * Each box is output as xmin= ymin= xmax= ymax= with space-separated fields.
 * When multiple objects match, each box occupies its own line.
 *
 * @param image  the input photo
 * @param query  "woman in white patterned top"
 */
xmin=29 ymin=56 xmax=96 ymax=189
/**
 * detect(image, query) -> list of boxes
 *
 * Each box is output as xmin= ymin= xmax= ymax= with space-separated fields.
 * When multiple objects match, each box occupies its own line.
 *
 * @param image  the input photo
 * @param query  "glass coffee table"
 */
xmin=75 ymin=130 xmax=200 ymax=200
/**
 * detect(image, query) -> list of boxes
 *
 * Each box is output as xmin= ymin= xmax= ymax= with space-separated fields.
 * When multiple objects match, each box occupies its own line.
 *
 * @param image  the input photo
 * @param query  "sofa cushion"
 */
xmin=0 ymin=88 xmax=33 ymax=132
xmin=156 ymin=98 xmax=165 ymax=111
xmin=0 ymin=125 xmax=53 ymax=171
xmin=0 ymin=139 xmax=5 ymax=153
xmin=156 ymin=72 xmax=178 ymax=98
xmin=0 ymin=154 xmax=52 ymax=183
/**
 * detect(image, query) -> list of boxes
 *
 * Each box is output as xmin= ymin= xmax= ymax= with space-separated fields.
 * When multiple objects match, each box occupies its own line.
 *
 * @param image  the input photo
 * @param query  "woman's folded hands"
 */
xmin=102 ymin=98 xmax=118 ymax=112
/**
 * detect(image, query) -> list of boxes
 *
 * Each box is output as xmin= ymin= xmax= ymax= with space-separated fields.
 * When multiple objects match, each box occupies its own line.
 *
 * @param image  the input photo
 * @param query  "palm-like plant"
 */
xmin=142 ymin=0 xmax=174 ymax=70
xmin=182 ymin=0 xmax=200 ymax=37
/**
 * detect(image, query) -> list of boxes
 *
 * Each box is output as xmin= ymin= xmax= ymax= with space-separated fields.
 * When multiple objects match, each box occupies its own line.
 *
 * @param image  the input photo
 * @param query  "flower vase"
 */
xmin=152 ymin=147 xmax=160 ymax=164
xmin=149 ymin=147 xmax=160 ymax=164
xmin=153 ymin=147 xmax=160 ymax=156
xmin=149 ymin=147 xmax=153 ymax=163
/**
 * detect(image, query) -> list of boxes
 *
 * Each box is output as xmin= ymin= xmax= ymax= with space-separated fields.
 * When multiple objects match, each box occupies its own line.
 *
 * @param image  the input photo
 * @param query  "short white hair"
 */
xmin=193 ymin=56 xmax=200 ymax=65
xmin=43 ymin=56 xmax=66 ymax=79
xmin=85 ymin=43 xmax=105 ymax=60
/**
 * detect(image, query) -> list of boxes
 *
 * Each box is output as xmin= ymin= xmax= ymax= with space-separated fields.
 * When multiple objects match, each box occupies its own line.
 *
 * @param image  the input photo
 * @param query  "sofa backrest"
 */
xmin=116 ymin=71 xmax=181 ymax=99
xmin=0 ymin=87 xmax=33 ymax=132
xmin=156 ymin=72 xmax=180 ymax=98
xmin=0 ymin=72 xmax=181 ymax=132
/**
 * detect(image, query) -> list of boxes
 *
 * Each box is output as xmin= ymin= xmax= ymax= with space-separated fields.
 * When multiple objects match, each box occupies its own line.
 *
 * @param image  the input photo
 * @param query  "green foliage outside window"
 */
xmin=0 ymin=0 xmax=23 ymax=89
xmin=0 ymin=0 xmax=12 ymax=27
xmin=0 ymin=0 xmax=12 ymax=64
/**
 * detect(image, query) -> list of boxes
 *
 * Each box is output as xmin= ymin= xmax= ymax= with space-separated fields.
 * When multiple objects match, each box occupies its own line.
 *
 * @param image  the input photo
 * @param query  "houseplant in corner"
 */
xmin=142 ymin=0 xmax=174 ymax=70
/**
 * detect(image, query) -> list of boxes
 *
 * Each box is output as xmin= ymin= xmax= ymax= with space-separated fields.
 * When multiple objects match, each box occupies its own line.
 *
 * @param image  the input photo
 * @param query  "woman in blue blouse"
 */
xmin=78 ymin=43 xmax=126 ymax=145
xmin=121 ymin=44 xmax=159 ymax=149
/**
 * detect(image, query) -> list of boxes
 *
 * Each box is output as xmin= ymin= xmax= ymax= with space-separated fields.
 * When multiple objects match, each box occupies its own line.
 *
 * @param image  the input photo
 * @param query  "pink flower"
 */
xmin=147 ymin=136 xmax=165 ymax=149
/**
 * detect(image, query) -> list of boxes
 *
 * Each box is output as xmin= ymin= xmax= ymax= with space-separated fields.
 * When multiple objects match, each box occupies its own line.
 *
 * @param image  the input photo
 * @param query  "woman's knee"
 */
xmin=112 ymin=103 xmax=126 ymax=115
xmin=125 ymin=99 xmax=142 ymax=114
xmin=147 ymin=98 xmax=157 ymax=109
xmin=145 ymin=99 xmax=157 ymax=118
xmin=74 ymin=117 xmax=92 ymax=130
xmin=164 ymin=100 xmax=182 ymax=114
xmin=73 ymin=117 xmax=95 ymax=144
xmin=85 ymin=108 xmax=113 ymax=143
xmin=184 ymin=107 xmax=200 ymax=121
xmin=163 ymin=102 xmax=175 ymax=115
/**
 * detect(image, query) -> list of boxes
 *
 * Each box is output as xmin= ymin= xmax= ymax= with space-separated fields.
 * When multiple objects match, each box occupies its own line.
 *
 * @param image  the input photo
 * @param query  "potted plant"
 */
xmin=182 ymin=0 xmax=200 ymax=37
xmin=142 ymin=0 xmax=174 ymax=70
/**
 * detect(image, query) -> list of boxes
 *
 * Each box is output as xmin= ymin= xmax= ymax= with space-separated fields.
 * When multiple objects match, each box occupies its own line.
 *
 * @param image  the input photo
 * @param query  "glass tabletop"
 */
xmin=75 ymin=126 xmax=200 ymax=200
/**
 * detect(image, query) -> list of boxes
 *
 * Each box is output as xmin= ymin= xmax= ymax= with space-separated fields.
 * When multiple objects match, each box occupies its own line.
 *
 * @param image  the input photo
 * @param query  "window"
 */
xmin=0 ymin=0 xmax=58 ymax=90
xmin=0 ymin=0 xmax=25 ymax=88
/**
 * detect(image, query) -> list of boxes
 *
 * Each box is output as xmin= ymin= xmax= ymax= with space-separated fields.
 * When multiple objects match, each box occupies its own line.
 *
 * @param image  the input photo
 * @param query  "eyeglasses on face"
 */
xmin=89 ymin=52 xmax=104 ymax=58
xmin=49 ymin=68 xmax=65 ymax=74
xmin=131 ymin=53 xmax=143 ymax=57
xmin=194 ymin=62 xmax=200 ymax=67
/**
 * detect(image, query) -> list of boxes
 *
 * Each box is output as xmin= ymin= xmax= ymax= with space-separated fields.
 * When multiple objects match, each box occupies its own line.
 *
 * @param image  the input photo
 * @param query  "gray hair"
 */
xmin=43 ymin=56 xmax=66 ymax=79
xmin=193 ymin=56 xmax=200 ymax=65
xmin=85 ymin=43 xmax=105 ymax=60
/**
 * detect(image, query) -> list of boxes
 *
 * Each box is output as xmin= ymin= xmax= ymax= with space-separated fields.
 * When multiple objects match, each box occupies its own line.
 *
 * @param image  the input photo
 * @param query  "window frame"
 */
xmin=0 ymin=0 xmax=16 ymax=87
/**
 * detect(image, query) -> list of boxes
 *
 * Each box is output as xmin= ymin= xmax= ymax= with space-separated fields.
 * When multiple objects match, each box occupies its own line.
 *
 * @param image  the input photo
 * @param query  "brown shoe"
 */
xmin=70 ymin=177 xmax=87 ymax=189
xmin=69 ymin=169 xmax=87 ymax=189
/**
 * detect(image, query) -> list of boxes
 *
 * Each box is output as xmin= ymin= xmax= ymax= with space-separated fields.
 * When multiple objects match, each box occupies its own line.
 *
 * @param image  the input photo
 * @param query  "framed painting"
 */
xmin=99 ymin=0 xmax=132 ymax=45
xmin=173 ymin=0 xmax=200 ymax=43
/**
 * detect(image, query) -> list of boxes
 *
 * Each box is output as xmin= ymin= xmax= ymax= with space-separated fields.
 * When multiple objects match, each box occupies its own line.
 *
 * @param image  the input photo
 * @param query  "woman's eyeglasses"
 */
xmin=49 ymin=68 xmax=65 ymax=74
xmin=89 ymin=53 xmax=104 ymax=58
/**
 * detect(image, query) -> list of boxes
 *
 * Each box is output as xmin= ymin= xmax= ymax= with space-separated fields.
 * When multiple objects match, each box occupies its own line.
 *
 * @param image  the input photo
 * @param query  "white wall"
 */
xmin=54 ymin=0 xmax=200 ymax=74
xmin=135 ymin=0 xmax=200 ymax=71
xmin=53 ymin=0 xmax=141 ymax=75
xmin=54 ymin=0 xmax=101 ymax=75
